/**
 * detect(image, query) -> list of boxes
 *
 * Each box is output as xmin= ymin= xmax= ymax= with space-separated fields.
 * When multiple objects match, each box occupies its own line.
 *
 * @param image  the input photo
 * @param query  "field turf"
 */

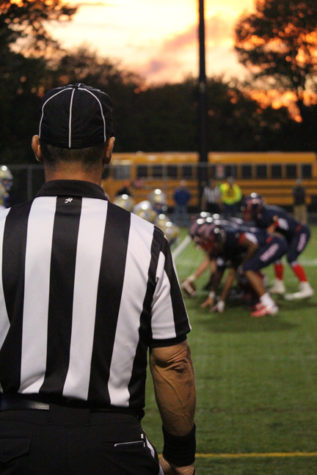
xmin=143 ymin=226 xmax=317 ymax=474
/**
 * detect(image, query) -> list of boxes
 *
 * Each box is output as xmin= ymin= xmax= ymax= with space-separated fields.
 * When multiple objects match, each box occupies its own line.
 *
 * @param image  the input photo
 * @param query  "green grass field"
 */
xmin=143 ymin=226 xmax=317 ymax=474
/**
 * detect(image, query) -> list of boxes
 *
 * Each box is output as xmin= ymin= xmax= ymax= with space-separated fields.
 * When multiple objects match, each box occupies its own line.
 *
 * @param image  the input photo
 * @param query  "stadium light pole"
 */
xmin=198 ymin=0 xmax=208 ymax=208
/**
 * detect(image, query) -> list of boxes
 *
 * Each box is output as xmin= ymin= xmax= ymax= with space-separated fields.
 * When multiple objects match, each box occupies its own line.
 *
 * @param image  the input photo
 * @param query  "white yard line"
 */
xmin=172 ymin=235 xmax=191 ymax=260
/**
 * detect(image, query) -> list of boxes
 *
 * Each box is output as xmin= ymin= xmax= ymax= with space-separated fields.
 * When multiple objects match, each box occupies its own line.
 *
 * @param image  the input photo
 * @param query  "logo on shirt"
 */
xmin=64 ymin=198 xmax=73 ymax=204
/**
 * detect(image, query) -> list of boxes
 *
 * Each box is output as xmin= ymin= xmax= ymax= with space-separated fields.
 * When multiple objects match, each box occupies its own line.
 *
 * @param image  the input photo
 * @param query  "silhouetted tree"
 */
xmin=1 ymin=0 xmax=76 ymax=55
xmin=0 ymin=0 xmax=77 ymax=161
xmin=234 ymin=0 xmax=317 ymax=122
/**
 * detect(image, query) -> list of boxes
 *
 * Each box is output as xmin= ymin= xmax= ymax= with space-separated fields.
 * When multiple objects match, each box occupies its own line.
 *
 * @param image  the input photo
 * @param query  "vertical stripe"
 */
xmin=40 ymin=197 xmax=82 ymax=395
xmin=63 ymin=198 xmax=108 ymax=400
xmin=108 ymin=214 xmax=153 ymax=406
xmin=68 ymin=88 xmax=75 ymax=148
xmin=151 ymin=251 xmax=176 ymax=340
xmin=0 ymin=209 xmax=10 ymax=350
xmin=297 ymin=232 xmax=307 ymax=252
xmin=88 ymin=203 xmax=130 ymax=404
xmin=128 ymin=226 xmax=162 ymax=408
xmin=19 ymin=197 xmax=56 ymax=393
xmin=1 ymin=202 xmax=32 ymax=391
xmin=162 ymin=239 xmax=190 ymax=336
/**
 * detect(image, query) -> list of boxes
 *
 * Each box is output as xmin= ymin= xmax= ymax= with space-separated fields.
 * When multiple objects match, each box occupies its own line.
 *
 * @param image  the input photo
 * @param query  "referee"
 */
xmin=0 ymin=84 xmax=196 ymax=474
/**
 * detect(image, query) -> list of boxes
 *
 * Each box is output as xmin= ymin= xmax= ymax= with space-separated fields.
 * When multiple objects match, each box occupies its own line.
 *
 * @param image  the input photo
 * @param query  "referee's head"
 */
xmin=32 ymin=83 xmax=115 ymax=178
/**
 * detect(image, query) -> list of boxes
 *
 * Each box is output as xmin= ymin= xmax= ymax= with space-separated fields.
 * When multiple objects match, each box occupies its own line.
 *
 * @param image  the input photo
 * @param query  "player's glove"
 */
xmin=236 ymin=265 xmax=244 ymax=276
xmin=201 ymin=291 xmax=215 ymax=309
xmin=212 ymin=300 xmax=225 ymax=313
xmin=181 ymin=276 xmax=197 ymax=297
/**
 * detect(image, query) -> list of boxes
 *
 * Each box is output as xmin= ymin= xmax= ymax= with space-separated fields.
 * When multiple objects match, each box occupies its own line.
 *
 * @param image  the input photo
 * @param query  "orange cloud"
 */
xmin=160 ymin=15 xmax=232 ymax=52
xmin=134 ymin=14 xmax=234 ymax=83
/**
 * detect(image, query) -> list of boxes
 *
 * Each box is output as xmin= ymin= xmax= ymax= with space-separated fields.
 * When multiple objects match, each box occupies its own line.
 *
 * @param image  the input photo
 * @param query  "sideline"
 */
xmin=172 ymin=235 xmax=191 ymax=260
xmin=195 ymin=451 xmax=317 ymax=459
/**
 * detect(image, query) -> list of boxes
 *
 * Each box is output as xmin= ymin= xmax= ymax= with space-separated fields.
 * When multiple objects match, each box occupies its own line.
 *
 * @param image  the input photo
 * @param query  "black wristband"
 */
xmin=162 ymin=424 xmax=196 ymax=467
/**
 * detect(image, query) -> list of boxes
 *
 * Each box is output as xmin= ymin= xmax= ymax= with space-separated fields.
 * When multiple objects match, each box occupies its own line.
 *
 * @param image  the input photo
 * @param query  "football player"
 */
xmin=181 ymin=213 xmax=253 ymax=298
xmin=197 ymin=222 xmax=287 ymax=317
xmin=181 ymin=213 xmax=226 ymax=297
xmin=242 ymin=193 xmax=314 ymax=300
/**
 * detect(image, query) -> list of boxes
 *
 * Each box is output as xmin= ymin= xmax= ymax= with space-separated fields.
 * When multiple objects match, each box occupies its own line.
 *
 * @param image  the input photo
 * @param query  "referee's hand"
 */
xmin=160 ymin=455 xmax=196 ymax=474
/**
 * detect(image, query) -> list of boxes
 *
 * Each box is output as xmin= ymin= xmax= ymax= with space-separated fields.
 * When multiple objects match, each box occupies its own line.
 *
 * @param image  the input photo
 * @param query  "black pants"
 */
xmin=0 ymin=405 xmax=161 ymax=474
xmin=206 ymin=203 xmax=220 ymax=214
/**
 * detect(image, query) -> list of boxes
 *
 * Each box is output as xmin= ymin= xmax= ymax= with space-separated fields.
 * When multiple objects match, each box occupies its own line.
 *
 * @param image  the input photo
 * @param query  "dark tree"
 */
xmin=0 ymin=0 xmax=77 ymax=162
xmin=234 ymin=0 xmax=317 ymax=121
xmin=0 ymin=0 xmax=76 ymax=54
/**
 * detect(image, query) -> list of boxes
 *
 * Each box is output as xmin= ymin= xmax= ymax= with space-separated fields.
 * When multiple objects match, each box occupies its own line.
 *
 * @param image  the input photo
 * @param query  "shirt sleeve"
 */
xmin=150 ymin=236 xmax=191 ymax=347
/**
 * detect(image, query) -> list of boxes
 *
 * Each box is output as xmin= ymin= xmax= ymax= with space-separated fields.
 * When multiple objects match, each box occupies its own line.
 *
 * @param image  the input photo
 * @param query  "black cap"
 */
xmin=39 ymin=83 xmax=114 ymax=149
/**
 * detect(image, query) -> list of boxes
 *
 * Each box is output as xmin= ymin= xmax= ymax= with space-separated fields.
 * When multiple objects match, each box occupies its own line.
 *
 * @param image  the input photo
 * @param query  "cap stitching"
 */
xmin=39 ymin=88 xmax=73 ymax=139
xmin=79 ymin=87 xmax=107 ymax=142
xmin=68 ymin=88 xmax=76 ymax=148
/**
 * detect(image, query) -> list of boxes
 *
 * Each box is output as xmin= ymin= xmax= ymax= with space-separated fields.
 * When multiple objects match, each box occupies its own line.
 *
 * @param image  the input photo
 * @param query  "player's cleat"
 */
xmin=270 ymin=279 xmax=286 ymax=295
xmin=252 ymin=302 xmax=262 ymax=311
xmin=251 ymin=303 xmax=278 ymax=318
xmin=285 ymin=282 xmax=314 ymax=301
xmin=181 ymin=279 xmax=197 ymax=297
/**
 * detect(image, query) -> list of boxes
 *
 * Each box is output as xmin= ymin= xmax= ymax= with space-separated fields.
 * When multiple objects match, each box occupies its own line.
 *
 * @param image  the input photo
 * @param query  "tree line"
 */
xmin=0 ymin=0 xmax=316 ymax=164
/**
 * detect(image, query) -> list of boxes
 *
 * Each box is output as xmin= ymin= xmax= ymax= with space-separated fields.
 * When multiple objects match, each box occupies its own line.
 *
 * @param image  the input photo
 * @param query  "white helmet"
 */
xmin=133 ymin=200 xmax=157 ymax=223
xmin=162 ymin=221 xmax=180 ymax=245
xmin=0 ymin=166 xmax=13 ymax=191
xmin=155 ymin=213 xmax=169 ymax=229
xmin=113 ymin=194 xmax=135 ymax=212
xmin=148 ymin=189 xmax=167 ymax=213
xmin=155 ymin=214 xmax=179 ymax=244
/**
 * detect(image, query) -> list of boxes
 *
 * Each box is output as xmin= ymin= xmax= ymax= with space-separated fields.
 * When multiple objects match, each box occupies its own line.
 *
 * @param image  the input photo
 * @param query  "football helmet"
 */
xmin=0 ymin=165 xmax=13 ymax=191
xmin=133 ymin=200 xmax=157 ymax=223
xmin=155 ymin=214 xmax=179 ymax=244
xmin=202 ymin=226 xmax=226 ymax=255
xmin=189 ymin=217 xmax=207 ymax=240
xmin=198 ymin=211 xmax=212 ymax=220
xmin=148 ymin=188 xmax=167 ymax=213
xmin=242 ymin=193 xmax=264 ymax=221
xmin=189 ymin=217 xmax=220 ymax=252
xmin=113 ymin=193 xmax=135 ymax=212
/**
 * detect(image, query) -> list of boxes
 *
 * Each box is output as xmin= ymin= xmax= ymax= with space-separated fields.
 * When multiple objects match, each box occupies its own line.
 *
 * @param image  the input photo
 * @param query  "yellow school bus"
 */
xmin=102 ymin=151 xmax=317 ymax=208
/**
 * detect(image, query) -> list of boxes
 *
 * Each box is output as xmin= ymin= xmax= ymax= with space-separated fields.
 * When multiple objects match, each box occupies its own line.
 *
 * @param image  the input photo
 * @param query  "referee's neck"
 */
xmin=44 ymin=163 xmax=104 ymax=186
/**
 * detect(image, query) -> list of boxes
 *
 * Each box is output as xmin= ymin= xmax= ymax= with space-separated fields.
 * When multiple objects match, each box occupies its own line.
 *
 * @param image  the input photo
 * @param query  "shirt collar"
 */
xmin=36 ymin=180 xmax=108 ymax=201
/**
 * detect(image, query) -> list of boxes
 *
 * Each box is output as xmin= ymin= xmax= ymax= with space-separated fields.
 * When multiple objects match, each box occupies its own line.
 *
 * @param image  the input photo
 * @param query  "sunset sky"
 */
xmin=50 ymin=0 xmax=255 ymax=84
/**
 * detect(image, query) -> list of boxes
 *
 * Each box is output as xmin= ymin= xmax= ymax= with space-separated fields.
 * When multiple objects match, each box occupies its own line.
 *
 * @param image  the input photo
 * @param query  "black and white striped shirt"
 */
xmin=0 ymin=180 xmax=191 ymax=414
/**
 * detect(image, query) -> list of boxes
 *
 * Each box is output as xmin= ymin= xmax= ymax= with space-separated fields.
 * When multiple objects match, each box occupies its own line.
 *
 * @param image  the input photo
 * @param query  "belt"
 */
xmin=0 ymin=395 xmax=143 ymax=419
xmin=0 ymin=396 xmax=50 ymax=411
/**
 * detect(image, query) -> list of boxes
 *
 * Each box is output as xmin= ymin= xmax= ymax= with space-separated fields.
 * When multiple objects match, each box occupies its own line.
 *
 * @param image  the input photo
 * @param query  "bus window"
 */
xmin=241 ymin=165 xmax=252 ymax=179
xmin=137 ymin=165 xmax=148 ymax=178
xmin=167 ymin=165 xmax=178 ymax=178
xmin=153 ymin=165 xmax=164 ymax=178
xmin=286 ymin=164 xmax=297 ymax=179
xmin=182 ymin=165 xmax=194 ymax=179
xmin=225 ymin=165 xmax=236 ymax=177
xmin=301 ymin=164 xmax=312 ymax=179
xmin=256 ymin=165 xmax=267 ymax=179
xmin=207 ymin=165 xmax=216 ymax=179
xmin=113 ymin=165 xmax=131 ymax=180
xmin=271 ymin=164 xmax=282 ymax=179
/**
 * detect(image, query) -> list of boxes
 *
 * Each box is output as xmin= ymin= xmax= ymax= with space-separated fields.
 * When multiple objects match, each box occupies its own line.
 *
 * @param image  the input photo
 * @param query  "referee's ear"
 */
xmin=103 ymin=136 xmax=115 ymax=165
xmin=32 ymin=135 xmax=43 ymax=163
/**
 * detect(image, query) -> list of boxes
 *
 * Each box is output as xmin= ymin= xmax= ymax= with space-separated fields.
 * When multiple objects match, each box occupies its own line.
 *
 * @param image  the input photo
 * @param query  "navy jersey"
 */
xmin=218 ymin=225 xmax=270 ymax=267
xmin=256 ymin=205 xmax=300 ymax=241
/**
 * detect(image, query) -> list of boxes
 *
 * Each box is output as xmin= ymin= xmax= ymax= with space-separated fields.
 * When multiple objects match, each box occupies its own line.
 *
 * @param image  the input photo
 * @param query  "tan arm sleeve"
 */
xmin=150 ymin=340 xmax=196 ymax=436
